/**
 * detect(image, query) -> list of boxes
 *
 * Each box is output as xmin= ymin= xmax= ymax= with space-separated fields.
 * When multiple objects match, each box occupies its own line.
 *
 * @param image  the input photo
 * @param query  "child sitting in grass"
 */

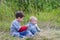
xmin=25 ymin=16 xmax=40 ymax=40
xmin=27 ymin=16 xmax=40 ymax=36
xmin=10 ymin=11 xmax=33 ymax=38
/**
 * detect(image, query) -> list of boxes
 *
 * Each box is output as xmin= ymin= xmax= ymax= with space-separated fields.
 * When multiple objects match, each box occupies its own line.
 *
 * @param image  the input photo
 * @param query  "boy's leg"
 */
xmin=26 ymin=31 xmax=34 ymax=38
xmin=20 ymin=35 xmax=27 ymax=40
xmin=20 ymin=34 xmax=25 ymax=38
xmin=20 ymin=31 xmax=28 ymax=36
xmin=20 ymin=30 xmax=34 ymax=38
xmin=25 ymin=31 xmax=34 ymax=40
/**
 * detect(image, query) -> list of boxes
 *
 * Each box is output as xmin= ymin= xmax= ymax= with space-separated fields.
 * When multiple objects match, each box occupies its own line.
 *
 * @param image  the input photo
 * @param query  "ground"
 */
xmin=0 ymin=29 xmax=60 ymax=40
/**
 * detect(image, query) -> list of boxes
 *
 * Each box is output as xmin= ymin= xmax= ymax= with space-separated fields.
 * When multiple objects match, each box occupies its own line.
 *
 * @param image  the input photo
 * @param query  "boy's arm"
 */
xmin=13 ymin=22 xmax=21 ymax=31
xmin=13 ymin=22 xmax=28 ymax=32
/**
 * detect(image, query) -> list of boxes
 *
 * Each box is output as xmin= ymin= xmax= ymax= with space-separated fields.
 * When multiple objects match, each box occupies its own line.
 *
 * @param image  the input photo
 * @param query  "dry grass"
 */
xmin=32 ymin=29 xmax=60 ymax=40
xmin=0 ymin=29 xmax=60 ymax=40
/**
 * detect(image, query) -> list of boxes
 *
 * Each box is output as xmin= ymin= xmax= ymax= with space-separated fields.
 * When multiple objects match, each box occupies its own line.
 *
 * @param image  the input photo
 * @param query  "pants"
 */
xmin=20 ymin=30 xmax=33 ymax=38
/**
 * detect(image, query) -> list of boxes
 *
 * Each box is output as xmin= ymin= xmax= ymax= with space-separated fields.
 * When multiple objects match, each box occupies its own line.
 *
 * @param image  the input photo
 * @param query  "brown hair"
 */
xmin=15 ymin=11 xmax=24 ymax=18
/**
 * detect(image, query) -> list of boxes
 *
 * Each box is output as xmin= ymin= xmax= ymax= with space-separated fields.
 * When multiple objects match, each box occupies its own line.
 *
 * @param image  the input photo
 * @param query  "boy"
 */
xmin=27 ymin=16 xmax=40 ymax=35
xmin=10 ymin=11 xmax=33 ymax=38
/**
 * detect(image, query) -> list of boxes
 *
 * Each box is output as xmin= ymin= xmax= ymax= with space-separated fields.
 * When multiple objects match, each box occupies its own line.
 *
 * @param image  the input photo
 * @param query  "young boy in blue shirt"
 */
xmin=10 ymin=11 xmax=33 ymax=38
xmin=27 ymin=16 xmax=40 ymax=35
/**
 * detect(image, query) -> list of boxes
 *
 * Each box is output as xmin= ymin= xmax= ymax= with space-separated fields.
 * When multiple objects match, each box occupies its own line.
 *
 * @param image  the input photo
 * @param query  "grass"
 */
xmin=0 ymin=0 xmax=60 ymax=40
xmin=0 ymin=9 xmax=60 ymax=40
xmin=0 ymin=10 xmax=60 ymax=40
xmin=0 ymin=29 xmax=60 ymax=40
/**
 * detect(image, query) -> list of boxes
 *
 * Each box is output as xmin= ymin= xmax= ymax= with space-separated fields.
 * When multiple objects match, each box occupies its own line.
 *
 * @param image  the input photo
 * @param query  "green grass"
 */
xmin=0 ymin=9 xmax=60 ymax=40
xmin=0 ymin=9 xmax=60 ymax=31
xmin=0 ymin=0 xmax=60 ymax=40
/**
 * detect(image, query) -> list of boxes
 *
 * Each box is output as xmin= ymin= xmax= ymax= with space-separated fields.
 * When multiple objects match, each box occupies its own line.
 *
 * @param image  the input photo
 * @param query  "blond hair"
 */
xmin=30 ymin=16 xmax=37 ymax=21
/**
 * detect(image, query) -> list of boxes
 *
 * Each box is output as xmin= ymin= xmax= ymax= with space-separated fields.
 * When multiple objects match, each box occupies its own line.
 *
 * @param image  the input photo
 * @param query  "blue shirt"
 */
xmin=10 ymin=19 xmax=21 ymax=37
xmin=27 ymin=22 xmax=40 ymax=35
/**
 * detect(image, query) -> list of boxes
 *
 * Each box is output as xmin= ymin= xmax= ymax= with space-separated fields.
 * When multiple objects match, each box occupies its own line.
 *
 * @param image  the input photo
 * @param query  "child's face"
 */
xmin=17 ymin=17 xmax=24 ymax=22
xmin=30 ymin=19 xmax=37 ymax=24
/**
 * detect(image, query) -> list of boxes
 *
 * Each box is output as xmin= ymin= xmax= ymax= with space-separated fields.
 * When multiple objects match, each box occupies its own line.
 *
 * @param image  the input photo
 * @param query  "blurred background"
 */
xmin=0 ymin=0 xmax=60 ymax=40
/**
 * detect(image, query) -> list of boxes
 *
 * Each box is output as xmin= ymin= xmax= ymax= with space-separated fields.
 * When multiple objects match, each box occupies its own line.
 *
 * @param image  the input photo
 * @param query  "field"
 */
xmin=0 ymin=29 xmax=60 ymax=40
xmin=0 ymin=0 xmax=60 ymax=40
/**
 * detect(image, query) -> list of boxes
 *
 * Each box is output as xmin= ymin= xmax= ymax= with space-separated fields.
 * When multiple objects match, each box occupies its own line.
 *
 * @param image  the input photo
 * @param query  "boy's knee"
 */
xmin=27 ymin=31 xmax=34 ymax=37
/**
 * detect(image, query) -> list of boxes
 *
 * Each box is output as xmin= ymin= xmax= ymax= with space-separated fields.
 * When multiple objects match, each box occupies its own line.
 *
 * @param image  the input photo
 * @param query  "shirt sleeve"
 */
xmin=35 ymin=24 xmax=40 ymax=32
xmin=13 ymin=22 xmax=21 ymax=31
